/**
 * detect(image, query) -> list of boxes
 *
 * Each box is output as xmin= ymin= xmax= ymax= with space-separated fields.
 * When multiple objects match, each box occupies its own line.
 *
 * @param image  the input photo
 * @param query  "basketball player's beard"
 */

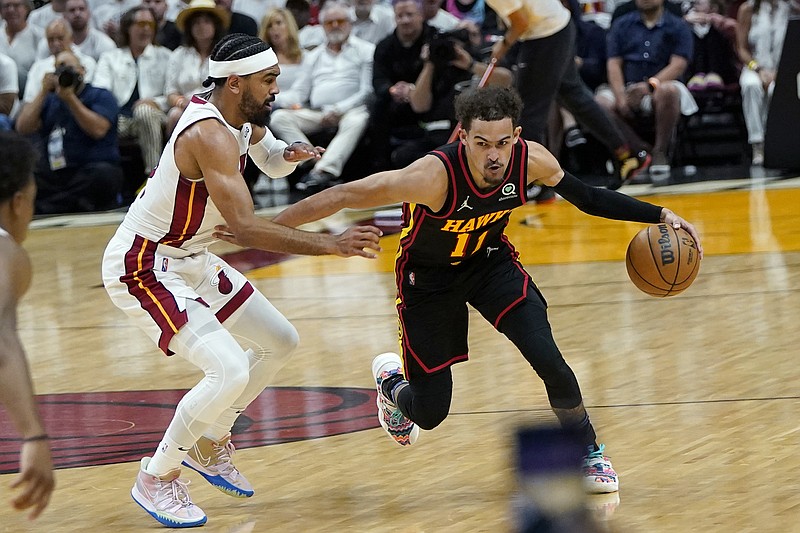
xmin=240 ymin=89 xmax=272 ymax=127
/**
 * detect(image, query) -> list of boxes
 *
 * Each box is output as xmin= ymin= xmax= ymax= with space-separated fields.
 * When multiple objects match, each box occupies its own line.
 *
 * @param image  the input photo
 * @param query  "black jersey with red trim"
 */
xmin=397 ymin=139 xmax=529 ymax=266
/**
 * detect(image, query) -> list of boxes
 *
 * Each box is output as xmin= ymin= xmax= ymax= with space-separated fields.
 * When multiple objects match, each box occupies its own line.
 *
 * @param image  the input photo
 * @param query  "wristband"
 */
xmin=747 ymin=59 xmax=761 ymax=72
xmin=23 ymin=434 xmax=49 ymax=442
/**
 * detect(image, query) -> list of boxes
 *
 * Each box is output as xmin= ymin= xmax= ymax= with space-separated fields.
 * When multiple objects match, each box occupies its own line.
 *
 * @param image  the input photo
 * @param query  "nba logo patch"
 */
xmin=409 ymin=272 xmax=415 ymax=286
xmin=161 ymin=258 xmax=169 ymax=272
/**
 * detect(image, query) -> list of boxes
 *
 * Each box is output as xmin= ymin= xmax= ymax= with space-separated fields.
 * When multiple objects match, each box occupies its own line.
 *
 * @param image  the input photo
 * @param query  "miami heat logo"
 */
xmin=211 ymin=265 xmax=234 ymax=294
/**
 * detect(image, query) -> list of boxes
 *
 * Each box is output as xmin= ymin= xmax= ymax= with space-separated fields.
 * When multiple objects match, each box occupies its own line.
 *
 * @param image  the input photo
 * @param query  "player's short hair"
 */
xmin=203 ymin=33 xmax=272 ymax=88
xmin=0 ymin=132 xmax=36 ymax=204
xmin=454 ymin=86 xmax=523 ymax=132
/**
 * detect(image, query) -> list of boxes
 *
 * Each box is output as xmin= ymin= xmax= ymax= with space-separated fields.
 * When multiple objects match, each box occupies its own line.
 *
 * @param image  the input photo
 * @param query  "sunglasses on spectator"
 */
xmin=322 ymin=18 xmax=349 ymax=27
xmin=133 ymin=20 xmax=157 ymax=29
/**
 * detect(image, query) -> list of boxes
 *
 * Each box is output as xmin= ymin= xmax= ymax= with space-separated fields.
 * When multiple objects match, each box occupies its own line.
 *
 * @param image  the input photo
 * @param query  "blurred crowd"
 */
xmin=0 ymin=0 xmax=797 ymax=214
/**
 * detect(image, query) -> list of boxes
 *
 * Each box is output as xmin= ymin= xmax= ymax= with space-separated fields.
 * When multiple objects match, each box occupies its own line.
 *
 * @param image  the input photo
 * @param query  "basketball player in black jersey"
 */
xmin=225 ymin=86 xmax=704 ymax=493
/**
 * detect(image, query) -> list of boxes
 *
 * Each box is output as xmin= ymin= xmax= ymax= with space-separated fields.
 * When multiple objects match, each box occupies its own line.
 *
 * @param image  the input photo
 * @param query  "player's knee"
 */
xmin=218 ymin=356 xmax=250 ymax=402
xmin=413 ymin=407 xmax=448 ymax=430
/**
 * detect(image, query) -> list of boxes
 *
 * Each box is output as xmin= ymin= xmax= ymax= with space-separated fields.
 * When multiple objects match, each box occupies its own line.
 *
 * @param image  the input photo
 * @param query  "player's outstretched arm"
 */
xmin=528 ymin=141 xmax=704 ymax=258
xmin=178 ymin=120 xmax=381 ymax=258
xmin=0 ymin=240 xmax=55 ymax=520
xmin=273 ymin=154 xmax=449 ymax=229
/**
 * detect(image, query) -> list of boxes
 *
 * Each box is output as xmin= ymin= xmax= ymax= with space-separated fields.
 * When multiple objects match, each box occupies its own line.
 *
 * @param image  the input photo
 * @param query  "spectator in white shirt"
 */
xmin=259 ymin=7 xmax=306 ymax=90
xmin=351 ymin=0 xmax=396 ymax=44
xmin=93 ymin=0 xmax=140 ymax=42
xmin=165 ymin=0 xmax=230 ymax=134
xmin=93 ymin=6 xmax=171 ymax=178
xmin=35 ymin=0 xmax=116 ymax=61
xmin=0 ymin=53 xmax=18 ymax=130
xmin=270 ymin=1 xmax=375 ymax=191
xmin=23 ymin=18 xmax=96 ymax=104
xmin=27 ymin=0 xmax=66 ymax=29
xmin=0 ymin=0 xmax=44 ymax=92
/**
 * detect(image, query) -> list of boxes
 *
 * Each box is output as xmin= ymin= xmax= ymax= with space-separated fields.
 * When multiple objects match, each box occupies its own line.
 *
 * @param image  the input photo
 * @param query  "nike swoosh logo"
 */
xmin=178 ymin=447 xmax=190 ymax=452
xmin=193 ymin=446 xmax=213 ymax=467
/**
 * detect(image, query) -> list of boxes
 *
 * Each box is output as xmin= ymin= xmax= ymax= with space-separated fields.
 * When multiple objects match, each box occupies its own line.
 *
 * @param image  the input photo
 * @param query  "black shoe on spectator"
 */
xmin=295 ymin=170 xmax=338 ymax=192
xmin=564 ymin=126 xmax=588 ymax=148
xmin=609 ymin=150 xmax=651 ymax=190
xmin=526 ymin=184 xmax=557 ymax=204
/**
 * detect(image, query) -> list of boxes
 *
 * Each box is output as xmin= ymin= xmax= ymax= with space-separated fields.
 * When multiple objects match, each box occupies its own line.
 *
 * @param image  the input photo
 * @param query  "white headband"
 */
xmin=208 ymin=49 xmax=279 ymax=78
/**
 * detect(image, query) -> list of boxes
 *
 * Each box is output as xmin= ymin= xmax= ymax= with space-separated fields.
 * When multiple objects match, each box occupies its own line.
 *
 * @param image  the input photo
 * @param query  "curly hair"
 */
xmin=454 ymin=86 xmax=523 ymax=132
xmin=0 ymin=132 xmax=36 ymax=205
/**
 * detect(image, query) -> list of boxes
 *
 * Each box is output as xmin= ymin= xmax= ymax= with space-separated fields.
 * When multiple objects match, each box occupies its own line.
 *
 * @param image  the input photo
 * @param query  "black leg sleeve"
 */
xmin=396 ymin=368 xmax=453 ymax=431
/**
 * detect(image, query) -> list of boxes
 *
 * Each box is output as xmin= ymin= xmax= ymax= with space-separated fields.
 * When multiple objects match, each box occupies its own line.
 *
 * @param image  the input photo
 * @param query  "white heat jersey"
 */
xmin=120 ymin=95 xmax=253 ymax=255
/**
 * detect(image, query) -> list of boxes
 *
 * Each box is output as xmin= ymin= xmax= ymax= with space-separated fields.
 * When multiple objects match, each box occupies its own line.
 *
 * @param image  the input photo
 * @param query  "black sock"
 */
xmin=381 ymin=373 xmax=405 ymax=402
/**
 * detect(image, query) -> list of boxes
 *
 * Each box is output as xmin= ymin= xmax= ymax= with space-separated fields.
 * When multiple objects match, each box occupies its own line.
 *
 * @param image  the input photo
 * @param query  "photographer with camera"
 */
xmin=15 ymin=50 xmax=123 ymax=214
xmin=390 ymin=15 xmax=511 ymax=167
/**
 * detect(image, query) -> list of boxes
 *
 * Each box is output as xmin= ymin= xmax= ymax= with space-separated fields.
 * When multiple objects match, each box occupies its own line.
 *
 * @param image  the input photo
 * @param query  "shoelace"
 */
xmin=159 ymin=477 xmax=194 ymax=508
xmin=586 ymin=444 xmax=607 ymax=462
xmin=212 ymin=440 xmax=239 ymax=479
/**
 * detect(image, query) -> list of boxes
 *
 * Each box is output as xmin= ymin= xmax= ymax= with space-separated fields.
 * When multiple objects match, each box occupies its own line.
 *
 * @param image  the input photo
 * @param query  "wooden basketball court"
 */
xmin=2 ymin=173 xmax=799 ymax=532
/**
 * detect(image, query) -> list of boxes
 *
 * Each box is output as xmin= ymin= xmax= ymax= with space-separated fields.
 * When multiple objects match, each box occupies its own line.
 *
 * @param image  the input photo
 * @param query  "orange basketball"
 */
xmin=625 ymin=224 xmax=700 ymax=297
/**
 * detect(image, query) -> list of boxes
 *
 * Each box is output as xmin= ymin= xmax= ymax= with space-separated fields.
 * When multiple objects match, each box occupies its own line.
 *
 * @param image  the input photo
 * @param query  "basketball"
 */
xmin=625 ymin=224 xmax=700 ymax=297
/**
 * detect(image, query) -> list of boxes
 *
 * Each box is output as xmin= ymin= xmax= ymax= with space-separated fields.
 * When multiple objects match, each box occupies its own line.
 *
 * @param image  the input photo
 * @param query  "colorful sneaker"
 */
xmin=704 ymin=72 xmax=724 ymax=90
xmin=182 ymin=434 xmax=254 ymax=498
xmin=131 ymin=457 xmax=207 ymax=528
xmin=611 ymin=149 xmax=651 ymax=189
xmin=582 ymin=445 xmax=619 ymax=493
xmin=687 ymin=73 xmax=707 ymax=92
xmin=371 ymin=352 xmax=419 ymax=446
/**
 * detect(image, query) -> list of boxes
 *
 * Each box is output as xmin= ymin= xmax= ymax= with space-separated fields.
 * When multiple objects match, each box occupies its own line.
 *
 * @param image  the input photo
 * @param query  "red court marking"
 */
xmin=0 ymin=386 xmax=378 ymax=474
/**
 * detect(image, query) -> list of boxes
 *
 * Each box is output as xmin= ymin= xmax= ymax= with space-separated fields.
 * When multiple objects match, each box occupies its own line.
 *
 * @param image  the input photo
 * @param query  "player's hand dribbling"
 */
xmin=659 ymin=208 xmax=704 ymax=259
xmin=10 ymin=440 xmax=54 ymax=520
xmin=334 ymin=225 xmax=383 ymax=258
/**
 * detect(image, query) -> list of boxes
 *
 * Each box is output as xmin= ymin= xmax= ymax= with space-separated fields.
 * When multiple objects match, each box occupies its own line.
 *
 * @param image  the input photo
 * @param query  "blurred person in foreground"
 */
xmin=0 ymin=130 xmax=55 ymax=520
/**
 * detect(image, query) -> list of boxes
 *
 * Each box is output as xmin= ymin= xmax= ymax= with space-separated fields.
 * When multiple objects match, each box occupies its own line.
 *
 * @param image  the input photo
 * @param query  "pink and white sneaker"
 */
xmin=131 ymin=457 xmax=207 ymax=528
xmin=182 ymin=434 xmax=254 ymax=498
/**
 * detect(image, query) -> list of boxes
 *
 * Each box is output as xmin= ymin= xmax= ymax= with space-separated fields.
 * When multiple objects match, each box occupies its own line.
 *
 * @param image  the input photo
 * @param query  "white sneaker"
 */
xmin=371 ymin=353 xmax=419 ymax=446
xmin=183 ymin=434 xmax=254 ymax=498
xmin=131 ymin=457 xmax=207 ymax=528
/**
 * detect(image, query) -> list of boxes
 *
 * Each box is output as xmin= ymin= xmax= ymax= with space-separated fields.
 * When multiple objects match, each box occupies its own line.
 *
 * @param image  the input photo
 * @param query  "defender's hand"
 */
xmin=334 ymin=225 xmax=383 ymax=258
xmin=283 ymin=142 xmax=324 ymax=163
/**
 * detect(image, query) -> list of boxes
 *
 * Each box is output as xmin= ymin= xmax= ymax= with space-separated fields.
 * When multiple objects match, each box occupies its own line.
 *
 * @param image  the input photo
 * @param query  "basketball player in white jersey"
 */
xmin=0 ymin=131 xmax=55 ymax=520
xmin=102 ymin=34 xmax=382 ymax=527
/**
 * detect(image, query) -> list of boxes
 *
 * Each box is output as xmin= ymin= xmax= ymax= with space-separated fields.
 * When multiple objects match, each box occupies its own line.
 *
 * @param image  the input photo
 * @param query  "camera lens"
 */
xmin=57 ymin=67 xmax=76 ymax=88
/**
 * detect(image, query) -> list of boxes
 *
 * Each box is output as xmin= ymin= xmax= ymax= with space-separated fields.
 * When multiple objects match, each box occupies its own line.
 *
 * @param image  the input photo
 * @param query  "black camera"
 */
xmin=55 ymin=65 xmax=80 ymax=88
xmin=428 ymin=28 xmax=471 ymax=69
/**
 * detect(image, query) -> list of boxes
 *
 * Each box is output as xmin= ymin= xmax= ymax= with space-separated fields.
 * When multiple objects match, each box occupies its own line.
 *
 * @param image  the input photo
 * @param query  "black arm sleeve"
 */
xmin=552 ymin=172 xmax=663 ymax=223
